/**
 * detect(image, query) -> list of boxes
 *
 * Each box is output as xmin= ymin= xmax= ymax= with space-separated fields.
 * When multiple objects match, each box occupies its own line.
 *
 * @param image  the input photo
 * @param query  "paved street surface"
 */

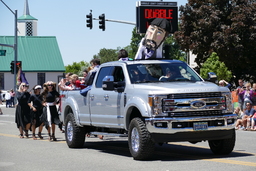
xmin=0 ymin=103 xmax=256 ymax=171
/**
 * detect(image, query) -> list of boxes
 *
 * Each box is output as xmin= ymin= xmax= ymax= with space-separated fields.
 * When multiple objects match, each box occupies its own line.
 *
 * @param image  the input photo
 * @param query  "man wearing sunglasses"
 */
xmin=242 ymin=102 xmax=255 ymax=130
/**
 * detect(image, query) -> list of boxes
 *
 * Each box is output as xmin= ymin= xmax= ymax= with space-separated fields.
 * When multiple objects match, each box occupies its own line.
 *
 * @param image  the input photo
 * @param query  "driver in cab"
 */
xmin=159 ymin=68 xmax=177 ymax=82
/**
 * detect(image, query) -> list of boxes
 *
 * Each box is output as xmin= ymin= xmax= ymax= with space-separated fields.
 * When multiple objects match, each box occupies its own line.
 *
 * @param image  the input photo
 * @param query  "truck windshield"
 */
xmin=127 ymin=63 xmax=202 ymax=84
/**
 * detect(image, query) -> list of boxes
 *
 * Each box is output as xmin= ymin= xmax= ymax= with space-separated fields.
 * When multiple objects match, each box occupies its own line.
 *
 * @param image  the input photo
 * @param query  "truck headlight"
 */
xmin=221 ymin=92 xmax=233 ymax=113
xmin=148 ymin=95 xmax=168 ymax=116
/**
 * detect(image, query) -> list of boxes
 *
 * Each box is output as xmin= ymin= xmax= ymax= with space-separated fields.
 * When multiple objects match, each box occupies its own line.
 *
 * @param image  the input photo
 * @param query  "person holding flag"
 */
xmin=16 ymin=62 xmax=29 ymax=87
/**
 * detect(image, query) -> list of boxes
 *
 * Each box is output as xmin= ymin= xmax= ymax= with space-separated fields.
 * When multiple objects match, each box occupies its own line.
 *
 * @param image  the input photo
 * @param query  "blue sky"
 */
xmin=0 ymin=0 xmax=188 ymax=66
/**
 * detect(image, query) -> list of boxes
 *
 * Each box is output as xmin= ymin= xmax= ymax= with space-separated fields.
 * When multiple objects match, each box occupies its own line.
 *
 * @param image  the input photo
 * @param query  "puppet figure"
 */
xmin=135 ymin=18 xmax=172 ymax=60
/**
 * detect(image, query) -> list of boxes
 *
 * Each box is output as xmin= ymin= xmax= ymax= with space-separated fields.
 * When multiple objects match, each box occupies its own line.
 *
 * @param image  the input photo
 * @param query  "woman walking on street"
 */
xmin=28 ymin=85 xmax=44 ymax=140
xmin=42 ymin=81 xmax=60 ymax=141
xmin=15 ymin=83 xmax=31 ymax=138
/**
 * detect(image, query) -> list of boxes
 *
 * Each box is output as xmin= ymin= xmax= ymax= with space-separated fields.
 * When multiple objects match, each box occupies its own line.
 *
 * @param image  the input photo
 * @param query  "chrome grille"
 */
xmin=169 ymin=110 xmax=222 ymax=117
xmin=163 ymin=92 xmax=224 ymax=117
xmin=167 ymin=92 xmax=221 ymax=99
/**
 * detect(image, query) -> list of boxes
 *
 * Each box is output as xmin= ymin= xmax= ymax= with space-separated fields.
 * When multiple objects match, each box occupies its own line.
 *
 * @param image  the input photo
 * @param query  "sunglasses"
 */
xmin=47 ymin=84 xmax=53 ymax=87
xmin=22 ymin=85 xmax=29 ymax=87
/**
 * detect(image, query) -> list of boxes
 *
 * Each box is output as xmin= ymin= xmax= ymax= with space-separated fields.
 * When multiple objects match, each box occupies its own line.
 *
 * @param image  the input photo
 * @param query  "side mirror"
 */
xmin=116 ymin=81 xmax=125 ymax=93
xmin=207 ymin=72 xmax=218 ymax=83
xmin=102 ymin=76 xmax=114 ymax=91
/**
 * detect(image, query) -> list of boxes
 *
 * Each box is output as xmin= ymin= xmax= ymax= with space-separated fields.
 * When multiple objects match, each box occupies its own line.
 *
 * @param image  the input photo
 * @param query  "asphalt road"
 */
xmin=0 ymin=104 xmax=256 ymax=171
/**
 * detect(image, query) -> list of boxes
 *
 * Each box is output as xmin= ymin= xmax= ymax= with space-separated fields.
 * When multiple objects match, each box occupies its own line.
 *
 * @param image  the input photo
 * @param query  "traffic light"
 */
xmin=10 ymin=62 xmax=14 ymax=74
xmin=99 ymin=14 xmax=105 ymax=31
xmin=86 ymin=13 xmax=93 ymax=29
xmin=10 ymin=61 xmax=22 ymax=74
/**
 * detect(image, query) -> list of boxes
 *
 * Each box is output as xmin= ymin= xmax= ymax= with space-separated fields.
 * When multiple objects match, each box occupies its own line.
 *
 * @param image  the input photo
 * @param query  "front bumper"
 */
xmin=145 ymin=114 xmax=236 ymax=142
xmin=145 ymin=114 xmax=236 ymax=134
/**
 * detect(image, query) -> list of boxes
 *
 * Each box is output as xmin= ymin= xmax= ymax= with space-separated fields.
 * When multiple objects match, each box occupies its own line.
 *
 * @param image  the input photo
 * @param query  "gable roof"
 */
xmin=0 ymin=36 xmax=65 ymax=72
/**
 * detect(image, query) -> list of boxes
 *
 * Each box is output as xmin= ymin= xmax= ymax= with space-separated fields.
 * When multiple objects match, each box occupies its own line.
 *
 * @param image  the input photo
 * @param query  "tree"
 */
xmin=164 ymin=36 xmax=187 ymax=61
xmin=65 ymin=61 xmax=89 ymax=76
xmin=200 ymin=52 xmax=232 ymax=82
xmin=129 ymin=27 xmax=144 ymax=58
xmin=93 ymin=48 xmax=118 ymax=63
xmin=174 ymin=0 xmax=256 ymax=84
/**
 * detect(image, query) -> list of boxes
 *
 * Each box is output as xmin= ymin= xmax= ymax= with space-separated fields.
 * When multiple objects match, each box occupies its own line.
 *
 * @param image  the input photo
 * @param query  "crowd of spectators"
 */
xmin=217 ymin=78 xmax=256 ymax=130
xmin=231 ymin=79 xmax=256 ymax=130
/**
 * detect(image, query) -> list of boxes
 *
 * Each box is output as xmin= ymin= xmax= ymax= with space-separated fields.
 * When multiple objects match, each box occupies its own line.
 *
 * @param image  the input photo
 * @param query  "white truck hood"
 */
xmin=132 ymin=81 xmax=229 ymax=94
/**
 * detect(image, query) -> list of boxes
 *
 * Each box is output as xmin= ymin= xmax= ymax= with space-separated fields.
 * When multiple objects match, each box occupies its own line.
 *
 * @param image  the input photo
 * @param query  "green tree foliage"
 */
xmin=200 ymin=52 xmax=232 ymax=82
xmin=174 ymin=0 xmax=256 ymax=84
xmin=65 ymin=61 xmax=89 ymax=76
xmin=164 ymin=36 xmax=186 ymax=61
xmin=93 ymin=48 xmax=118 ymax=63
xmin=129 ymin=27 xmax=144 ymax=58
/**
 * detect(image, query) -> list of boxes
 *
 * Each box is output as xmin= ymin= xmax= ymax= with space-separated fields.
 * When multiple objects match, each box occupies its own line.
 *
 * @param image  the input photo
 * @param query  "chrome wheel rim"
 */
xmin=131 ymin=127 xmax=140 ymax=152
xmin=67 ymin=121 xmax=73 ymax=142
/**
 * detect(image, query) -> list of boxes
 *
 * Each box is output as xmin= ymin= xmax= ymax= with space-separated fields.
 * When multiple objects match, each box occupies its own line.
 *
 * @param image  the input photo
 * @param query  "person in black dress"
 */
xmin=28 ymin=85 xmax=44 ymax=140
xmin=42 ymin=81 xmax=60 ymax=141
xmin=15 ymin=83 xmax=31 ymax=138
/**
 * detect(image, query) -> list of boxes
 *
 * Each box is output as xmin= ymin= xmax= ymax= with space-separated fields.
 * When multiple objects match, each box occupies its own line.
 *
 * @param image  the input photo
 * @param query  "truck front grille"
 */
xmin=162 ymin=92 xmax=225 ymax=117
xmin=167 ymin=92 xmax=221 ymax=99
xmin=169 ymin=110 xmax=222 ymax=117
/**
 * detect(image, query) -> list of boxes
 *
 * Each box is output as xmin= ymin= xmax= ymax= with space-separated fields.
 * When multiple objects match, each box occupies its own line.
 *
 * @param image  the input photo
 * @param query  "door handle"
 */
xmin=90 ymin=95 xmax=94 ymax=100
xmin=104 ymin=94 xmax=109 ymax=101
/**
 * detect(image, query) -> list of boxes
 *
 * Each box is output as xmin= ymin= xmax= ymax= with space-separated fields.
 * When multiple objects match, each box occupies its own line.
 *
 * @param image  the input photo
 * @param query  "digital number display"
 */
xmin=136 ymin=2 xmax=178 ymax=34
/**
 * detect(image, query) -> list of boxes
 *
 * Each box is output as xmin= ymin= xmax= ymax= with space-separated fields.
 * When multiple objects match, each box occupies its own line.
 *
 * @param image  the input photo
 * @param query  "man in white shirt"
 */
xmin=5 ymin=91 xmax=11 ymax=108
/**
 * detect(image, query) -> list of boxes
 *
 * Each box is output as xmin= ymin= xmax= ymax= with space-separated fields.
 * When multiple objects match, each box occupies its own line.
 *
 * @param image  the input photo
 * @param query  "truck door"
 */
xmin=90 ymin=66 xmax=125 ymax=128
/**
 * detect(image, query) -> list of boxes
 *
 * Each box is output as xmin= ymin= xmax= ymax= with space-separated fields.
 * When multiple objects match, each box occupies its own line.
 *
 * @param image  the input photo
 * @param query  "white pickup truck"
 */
xmin=60 ymin=59 xmax=236 ymax=160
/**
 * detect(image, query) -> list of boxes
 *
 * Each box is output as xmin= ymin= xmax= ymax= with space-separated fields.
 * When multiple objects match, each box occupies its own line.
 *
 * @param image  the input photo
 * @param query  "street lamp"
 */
xmin=0 ymin=0 xmax=18 ymax=94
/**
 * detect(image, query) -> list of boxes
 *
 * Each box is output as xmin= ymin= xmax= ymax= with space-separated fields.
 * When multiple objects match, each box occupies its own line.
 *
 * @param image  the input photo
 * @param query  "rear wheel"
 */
xmin=128 ymin=118 xmax=155 ymax=160
xmin=65 ymin=113 xmax=86 ymax=148
xmin=208 ymin=129 xmax=236 ymax=155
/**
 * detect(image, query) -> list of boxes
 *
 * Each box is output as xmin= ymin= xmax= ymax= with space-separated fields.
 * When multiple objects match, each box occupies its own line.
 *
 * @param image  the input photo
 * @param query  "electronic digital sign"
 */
xmin=136 ymin=1 xmax=178 ymax=34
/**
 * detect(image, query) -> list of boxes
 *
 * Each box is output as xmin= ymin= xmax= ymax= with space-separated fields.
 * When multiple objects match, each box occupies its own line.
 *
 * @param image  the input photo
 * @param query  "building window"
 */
xmin=0 ymin=73 xmax=4 ymax=90
xmin=37 ymin=73 xmax=45 ymax=86
xmin=26 ymin=22 xmax=33 ymax=36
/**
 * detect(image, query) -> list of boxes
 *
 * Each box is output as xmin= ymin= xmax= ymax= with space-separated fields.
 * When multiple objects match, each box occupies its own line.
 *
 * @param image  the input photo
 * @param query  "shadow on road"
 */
xmin=78 ymin=138 xmax=253 ymax=161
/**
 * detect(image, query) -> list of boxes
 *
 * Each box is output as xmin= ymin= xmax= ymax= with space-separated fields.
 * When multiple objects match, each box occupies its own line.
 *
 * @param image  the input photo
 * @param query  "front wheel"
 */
xmin=65 ymin=113 xmax=86 ymax=148
xmin=208 ymin=129 xmax=236 ymax=155
xmin=128 ymin=118 xmax=155 ymax=160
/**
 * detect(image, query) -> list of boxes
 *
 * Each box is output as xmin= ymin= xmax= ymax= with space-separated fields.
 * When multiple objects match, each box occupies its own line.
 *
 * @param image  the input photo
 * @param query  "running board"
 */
xmin=90 ymin=132 xmax=128 ymax=137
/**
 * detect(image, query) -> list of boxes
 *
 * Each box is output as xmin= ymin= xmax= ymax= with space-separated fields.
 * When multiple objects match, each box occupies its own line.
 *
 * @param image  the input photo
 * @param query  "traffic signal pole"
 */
xmin=93 ymin=18 xmax=136 ymax=26
xmin=86 ymin=11 xmax=135 ymax=31
xmin=0 ymin=0 xmax=18 ymax=103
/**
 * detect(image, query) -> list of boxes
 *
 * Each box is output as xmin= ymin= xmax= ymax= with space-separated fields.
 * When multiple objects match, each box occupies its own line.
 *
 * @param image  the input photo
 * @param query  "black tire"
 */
xmin=128 ymin=117 xmax=155 ymax=160
xmin=65 ymin=113 xmax=86 ymax=148
xmin=208 ymin=129 xmax=236 ymax=155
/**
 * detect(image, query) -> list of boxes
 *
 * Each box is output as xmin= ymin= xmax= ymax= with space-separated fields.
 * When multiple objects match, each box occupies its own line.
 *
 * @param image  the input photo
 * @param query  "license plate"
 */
xmin=193 ymin=122 xmax=208 ymax=131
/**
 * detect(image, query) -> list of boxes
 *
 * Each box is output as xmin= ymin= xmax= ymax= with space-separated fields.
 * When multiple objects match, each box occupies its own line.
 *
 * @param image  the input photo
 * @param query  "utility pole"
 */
xmin=0 ymin=0 xmax=18 ymax=98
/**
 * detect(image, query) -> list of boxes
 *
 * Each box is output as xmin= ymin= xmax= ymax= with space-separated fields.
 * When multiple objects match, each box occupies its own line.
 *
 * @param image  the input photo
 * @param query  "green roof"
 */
xmin=18 ymin=15 xmax=37 ymax=20
xmin=0 ymin=36 xmax=65 ymax=72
